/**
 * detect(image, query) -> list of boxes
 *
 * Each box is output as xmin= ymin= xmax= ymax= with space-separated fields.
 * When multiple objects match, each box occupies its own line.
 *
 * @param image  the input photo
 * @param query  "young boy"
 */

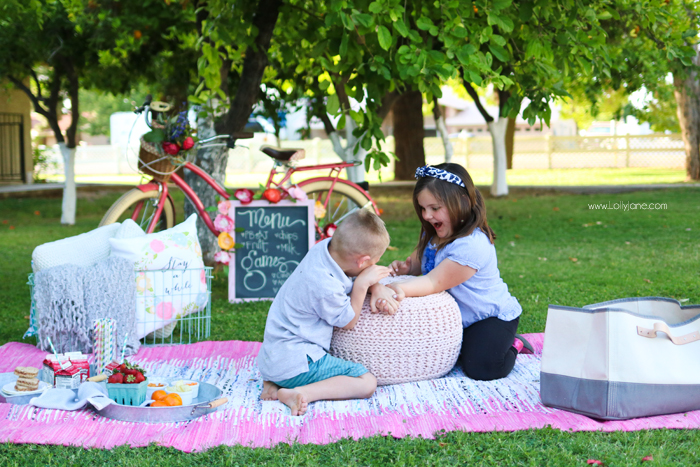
xmin=257 ymin=209 xmax=396 ymax=415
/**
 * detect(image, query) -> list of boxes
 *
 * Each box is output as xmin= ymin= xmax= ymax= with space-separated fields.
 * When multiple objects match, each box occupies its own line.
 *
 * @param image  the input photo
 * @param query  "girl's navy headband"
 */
xmin=415 ymin=165 xmax=466 ymax=188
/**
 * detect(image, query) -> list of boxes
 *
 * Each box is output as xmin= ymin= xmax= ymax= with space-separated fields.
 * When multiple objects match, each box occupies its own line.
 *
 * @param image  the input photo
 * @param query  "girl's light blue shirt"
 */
xmin=422 ymin=228 xmax=521 ymax=328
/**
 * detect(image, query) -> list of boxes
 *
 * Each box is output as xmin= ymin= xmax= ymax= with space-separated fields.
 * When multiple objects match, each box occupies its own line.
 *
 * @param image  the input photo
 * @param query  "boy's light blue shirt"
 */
xmin=422 ymin=228 xmax=522 ymax=328
xmin=257 ymin=238 xmax=355 ymax=382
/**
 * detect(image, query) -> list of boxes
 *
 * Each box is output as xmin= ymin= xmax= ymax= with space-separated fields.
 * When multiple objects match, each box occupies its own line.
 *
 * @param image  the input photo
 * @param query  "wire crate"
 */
xmin=25 ymin=267 xmax=212 ymax=347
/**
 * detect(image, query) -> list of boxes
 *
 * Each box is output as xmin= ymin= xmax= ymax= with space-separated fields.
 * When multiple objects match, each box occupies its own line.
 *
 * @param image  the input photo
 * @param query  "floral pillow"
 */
xmin=109 ymin=214 xmax=208 ymax=338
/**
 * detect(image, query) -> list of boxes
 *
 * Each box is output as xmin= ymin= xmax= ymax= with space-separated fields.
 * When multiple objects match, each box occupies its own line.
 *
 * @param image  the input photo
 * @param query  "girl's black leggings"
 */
xmin=460 ymin=316 xmax=520 ymax=381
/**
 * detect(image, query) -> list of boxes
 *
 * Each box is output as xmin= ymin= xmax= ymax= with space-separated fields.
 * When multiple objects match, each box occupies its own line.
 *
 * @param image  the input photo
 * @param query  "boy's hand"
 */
xmin=356 ymin=265 xmax=392 ymax=289
xmin=390 ymin=256 xmax=412 ymax=276
xmin=369 ymin=283 xmax=400 ymax=315
xmin=386 ymin=282 xmax=406 ymax=301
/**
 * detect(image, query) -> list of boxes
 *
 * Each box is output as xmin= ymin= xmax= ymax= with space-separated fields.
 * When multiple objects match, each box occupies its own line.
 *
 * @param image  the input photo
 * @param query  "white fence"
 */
xmin=46 ymin=133 xmax=686 ymax=177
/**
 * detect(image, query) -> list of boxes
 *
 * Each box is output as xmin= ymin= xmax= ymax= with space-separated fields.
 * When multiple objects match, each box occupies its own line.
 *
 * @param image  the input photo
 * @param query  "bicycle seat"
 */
xmin=260 ymin=145 xmax=305 ymax=162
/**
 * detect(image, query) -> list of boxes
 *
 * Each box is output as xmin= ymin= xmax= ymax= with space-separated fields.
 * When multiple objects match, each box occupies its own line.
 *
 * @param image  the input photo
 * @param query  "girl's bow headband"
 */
xmin=415 ymin=165 xmax=466 ymax=188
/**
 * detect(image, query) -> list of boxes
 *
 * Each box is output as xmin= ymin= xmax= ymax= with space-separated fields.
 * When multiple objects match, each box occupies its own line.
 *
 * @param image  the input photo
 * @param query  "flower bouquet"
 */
xmin=139 ymin=105 xmax=197 ymax=182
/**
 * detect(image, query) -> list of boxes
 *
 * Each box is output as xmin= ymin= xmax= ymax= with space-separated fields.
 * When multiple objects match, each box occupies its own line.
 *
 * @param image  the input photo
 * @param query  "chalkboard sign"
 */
xmin=227 ymin=199 xmax=315 ymax=302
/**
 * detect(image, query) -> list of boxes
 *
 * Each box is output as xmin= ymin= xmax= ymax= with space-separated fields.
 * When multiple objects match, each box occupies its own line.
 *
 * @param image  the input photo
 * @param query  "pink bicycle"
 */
xmin=98 ymin=101 xmax=379 ymax=241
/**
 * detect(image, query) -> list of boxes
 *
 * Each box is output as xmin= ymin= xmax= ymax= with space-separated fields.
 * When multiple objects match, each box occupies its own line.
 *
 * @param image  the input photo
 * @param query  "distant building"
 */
xmin=0 ymin=83 xmax=33 ymax=184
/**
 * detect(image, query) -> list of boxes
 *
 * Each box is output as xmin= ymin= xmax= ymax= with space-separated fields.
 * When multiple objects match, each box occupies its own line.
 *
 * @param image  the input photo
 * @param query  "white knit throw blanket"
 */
xmin=34 ymin=256 xmax=140 ymax=356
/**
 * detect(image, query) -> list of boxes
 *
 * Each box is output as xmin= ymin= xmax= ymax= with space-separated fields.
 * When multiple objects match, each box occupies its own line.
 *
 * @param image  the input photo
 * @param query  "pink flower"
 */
xmin=150 ymin=239 xmax=165 ymax=253
xmin=214 ymin=251 xmax=230 ymax=265
xmin=218 ymin=200 xmax=231 ymax=215
xmin=214 ymin=214 xmax=235 ymax=233
xmin=324 ymin=223 xmax=337 ymax=237
xmin=200 ymin=269 xmax=206 ymax=284
xmin=234 ymin=188 xmax=254 ymax=205
xmin=155 ymin=301 xmax=174 ymax=320
xmin=288 ymin=185 xmax=308 ymax=202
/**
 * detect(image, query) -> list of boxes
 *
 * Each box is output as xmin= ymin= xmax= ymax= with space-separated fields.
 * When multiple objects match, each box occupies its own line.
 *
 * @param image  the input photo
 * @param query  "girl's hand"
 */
xmin=369 ymin=284 xmax=400 ymax=315
xmin=390 ymin=256 xmax=412 ymax=276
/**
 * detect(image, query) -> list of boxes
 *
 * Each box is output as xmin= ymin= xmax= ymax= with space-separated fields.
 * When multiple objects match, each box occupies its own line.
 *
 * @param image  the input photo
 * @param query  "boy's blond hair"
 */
xmin=331 ymin=209 xmax=390 ymax=259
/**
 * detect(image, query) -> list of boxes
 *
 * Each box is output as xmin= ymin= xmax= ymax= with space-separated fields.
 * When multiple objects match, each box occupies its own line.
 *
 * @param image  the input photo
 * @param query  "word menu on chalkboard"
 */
xmin=227 ymin=199 xmax=315 ymax=302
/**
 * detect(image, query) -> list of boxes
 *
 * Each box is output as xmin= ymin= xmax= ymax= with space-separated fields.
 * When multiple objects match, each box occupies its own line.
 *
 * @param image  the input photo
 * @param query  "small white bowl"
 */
xmin=165 ymin=387 xmax=194 ymax=405
xmin=170 ymin=380 xmax=200 ymax=399
xmin=145 ymin=378 xmax=169 ymax=399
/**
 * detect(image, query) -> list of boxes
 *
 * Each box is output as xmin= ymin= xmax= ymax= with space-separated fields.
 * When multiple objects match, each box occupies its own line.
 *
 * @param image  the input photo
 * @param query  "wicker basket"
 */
xmin=138 ymin=138 xmax=176 ymax=182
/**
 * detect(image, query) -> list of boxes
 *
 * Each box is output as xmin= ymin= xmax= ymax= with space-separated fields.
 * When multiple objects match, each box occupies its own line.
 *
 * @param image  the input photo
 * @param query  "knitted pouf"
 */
xmin=329 ymin=276 xmax=463 ymax=386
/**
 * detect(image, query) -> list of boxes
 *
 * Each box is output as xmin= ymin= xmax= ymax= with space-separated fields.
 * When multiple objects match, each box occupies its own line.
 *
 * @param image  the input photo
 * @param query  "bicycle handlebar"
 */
xmin=134 ymin=94 xmax=153 ymax=114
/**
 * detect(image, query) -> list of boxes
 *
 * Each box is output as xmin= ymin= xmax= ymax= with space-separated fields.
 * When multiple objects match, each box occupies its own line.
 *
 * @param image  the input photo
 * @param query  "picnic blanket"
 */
xmin=1 ymin=334 xmax=700 ymax=453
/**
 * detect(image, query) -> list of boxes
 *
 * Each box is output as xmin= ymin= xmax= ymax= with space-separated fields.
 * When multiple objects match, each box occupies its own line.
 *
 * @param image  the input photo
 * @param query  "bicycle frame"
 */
xmin=137 ymin=159 xmax=378 ymax=236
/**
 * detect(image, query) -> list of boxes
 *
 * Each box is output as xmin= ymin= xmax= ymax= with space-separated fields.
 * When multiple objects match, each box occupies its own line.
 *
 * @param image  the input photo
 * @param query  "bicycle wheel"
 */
xmin=299 ymin=179 xmax=375 ymax=240
xmin=99 ymin=189 xmax=175 ymax=232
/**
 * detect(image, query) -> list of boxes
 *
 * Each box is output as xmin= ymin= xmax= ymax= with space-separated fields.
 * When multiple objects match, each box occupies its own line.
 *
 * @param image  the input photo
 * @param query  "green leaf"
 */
xmin=337 ymin=113 xmax=346 ymax=130
xmin=353 ymin=12 xmax=374 ymax=28
xmin=682 ymin=29 xmax=697 ymax=39
xmin=416 ymin=16 xmax=434 ymax=31
xmin=340 ymin=33 xmax=349 ymax=56
xmin=319 ymin=80 xmax=330 ymax=91
xmin=468 ymin=70 xmax=483 ymax=86
xmin=597 ymin=11 xmax=612 ymax=20
xmin=224 ymin=265 xmax=229 ymax=276
xmin=452 ymin=26 xmax=468 ymax=38
xmin=349 ymin=110 xmax=365 ymax=125
xmin=377 ymin=25 xmax=392 ymax=50
xmin=234 ymin=227 xmax=245 ymax=233
xmin=368 ymin=1 xmax=382 ymax=13
xmin=326 ymin=94 xmax=340 ymax=115
xmin=493 ymin=0 xmax=512 ymax=10
xmin=519 ymin=1 xmax=533 ymax=21
xmin=487 ymin=12 xmax=514 ymax=33
xmin=488 ymin=44 xmax=510 ymax=62
xmin=393 ymin=18 xmax=409 ymax=37
xmin=142 ymin=129 xmax=165 ymax=143
xmin=204 ymin=206 xmax=218 ymax=212
xmin=525 ymin=39 xmax=543 ymax=60
xmin=491 ymin=34 xmax=506 ymax=46
xmin=234 ymin=243 xmax=244 ymax=249
xmin=339 ymin=11 xmax=353 ymax=30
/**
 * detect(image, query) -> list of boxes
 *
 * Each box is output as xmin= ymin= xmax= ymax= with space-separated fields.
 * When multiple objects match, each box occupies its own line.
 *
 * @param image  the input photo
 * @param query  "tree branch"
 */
xmin=220 ymin=0 xmax=282 ymax=134
xmin=64 ymin=60 xmax=80 ymax=148
xmin=460 ymin=69 xmax=494 ymax=123
xmin=6 ymin=75 xmax=50 ymax=120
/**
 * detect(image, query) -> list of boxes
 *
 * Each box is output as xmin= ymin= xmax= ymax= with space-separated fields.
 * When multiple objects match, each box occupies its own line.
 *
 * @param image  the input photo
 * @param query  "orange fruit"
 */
xmin=164 ymin=393 xmax=182 ymax=406
xmin=150 ymin=401 xmax=168 ymax=407
xmin=152 ymin=390 xmax=168 ymax=401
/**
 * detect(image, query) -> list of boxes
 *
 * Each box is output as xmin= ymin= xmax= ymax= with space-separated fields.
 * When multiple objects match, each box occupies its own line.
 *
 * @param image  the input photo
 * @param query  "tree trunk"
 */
xmin=185 ymin=112 xmax=229 ymax=265
xmin=393 ymin=90 xmax=425 ymax=180
xmin=488 ymin=119 xmax=509 ymax=196
xmin=58 ymin=143 xmax=77 ymax=225
xmin=432 ymin=99 xmax=453 ymax=163
xmin=673 ymin=44 xmax=700 ymax=180
xmin=505 ymin=116 xmax=516 ymax=170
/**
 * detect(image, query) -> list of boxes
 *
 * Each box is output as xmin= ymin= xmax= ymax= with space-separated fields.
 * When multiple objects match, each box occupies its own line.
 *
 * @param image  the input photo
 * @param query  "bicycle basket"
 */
xmin=138 ymin=138 xmax=177 ymax=182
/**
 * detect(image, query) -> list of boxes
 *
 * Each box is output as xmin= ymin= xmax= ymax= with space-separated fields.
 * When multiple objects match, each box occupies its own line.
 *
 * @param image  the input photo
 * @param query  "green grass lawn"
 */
xmin=1 ymin=187 xmax=699 ymax=465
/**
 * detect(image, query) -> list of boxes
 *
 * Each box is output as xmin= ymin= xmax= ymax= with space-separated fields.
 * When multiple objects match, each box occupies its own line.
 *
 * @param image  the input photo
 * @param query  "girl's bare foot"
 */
xmin=277 ymin=388 xmax=308 ymax=416
xmin=261 ymin=381 xmax=280 ymax=401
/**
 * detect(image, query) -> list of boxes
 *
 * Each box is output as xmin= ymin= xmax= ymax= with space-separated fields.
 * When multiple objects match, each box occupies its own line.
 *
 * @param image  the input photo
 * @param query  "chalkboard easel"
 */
xmin=227 ymin=199 xmax=315 ymax=302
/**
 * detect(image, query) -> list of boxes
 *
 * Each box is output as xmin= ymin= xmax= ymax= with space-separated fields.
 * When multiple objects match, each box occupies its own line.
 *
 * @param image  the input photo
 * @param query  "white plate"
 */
xmin=2 ymin=380 xmax=50 ymax=396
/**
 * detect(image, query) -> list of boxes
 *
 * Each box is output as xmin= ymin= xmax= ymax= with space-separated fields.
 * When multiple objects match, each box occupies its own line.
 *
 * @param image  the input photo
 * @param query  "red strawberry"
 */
xmin=182 ymin=136 xmax=195 ymax=150
xmin=234 ymin=188 xmax=254 ymax=205
xmin=263 ymin=188 xmax=281 ymax=204
xmin=119 ymin=363 xmax=128 ymax=373
xmin=125 ymin=374 xmax=136 ymax=384
xmin=134 ymin=372 xmax=145 ymax=384
xmin=123 ymin=368 xmax=138 ymax=376
xmin=108 ymin=373 xmax=124 ymax=384
xmin=162 ymin=142 xmax=180 ymax=155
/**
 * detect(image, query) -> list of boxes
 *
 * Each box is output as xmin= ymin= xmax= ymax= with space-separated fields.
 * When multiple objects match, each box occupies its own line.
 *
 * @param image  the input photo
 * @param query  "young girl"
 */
xmin=386 ymin=163 xmax=531 ymax=381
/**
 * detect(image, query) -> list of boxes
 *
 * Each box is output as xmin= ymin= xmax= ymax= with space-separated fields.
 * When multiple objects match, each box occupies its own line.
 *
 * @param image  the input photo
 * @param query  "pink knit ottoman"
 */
xmin=329 ymin=276 xmax=463 ymax=386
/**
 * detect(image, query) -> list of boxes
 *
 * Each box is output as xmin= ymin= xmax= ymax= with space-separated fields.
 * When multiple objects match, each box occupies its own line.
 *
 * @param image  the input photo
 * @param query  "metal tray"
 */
xmin=0 ymin=372 xmax=228 ymax=423
xmin=95 ymin=382 xmax=227 ymax=423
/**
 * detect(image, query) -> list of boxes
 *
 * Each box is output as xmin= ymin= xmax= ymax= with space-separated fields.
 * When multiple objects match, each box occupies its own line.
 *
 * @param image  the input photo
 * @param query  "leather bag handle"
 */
xmin=637 ymin=322 xmax=700 ymax=345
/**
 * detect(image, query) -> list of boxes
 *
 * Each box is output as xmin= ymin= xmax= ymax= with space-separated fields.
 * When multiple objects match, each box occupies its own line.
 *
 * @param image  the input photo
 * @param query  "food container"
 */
xmin=145 ymin=378 xmax=169 ymax=399
xmin=165 ymin=386 xmax=194 ymax=405
xmin=68 ymin=354 xmax=90 ymax=383
xmin=107 ymin=379 xmax=149 ymax=406
xmin=170 ymin=379 xmax=199 ymax=398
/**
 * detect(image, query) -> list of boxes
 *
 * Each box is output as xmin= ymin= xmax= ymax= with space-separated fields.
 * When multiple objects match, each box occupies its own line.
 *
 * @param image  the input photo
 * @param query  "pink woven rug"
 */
xmin=1 ymin=333 xmax=700 ymax=452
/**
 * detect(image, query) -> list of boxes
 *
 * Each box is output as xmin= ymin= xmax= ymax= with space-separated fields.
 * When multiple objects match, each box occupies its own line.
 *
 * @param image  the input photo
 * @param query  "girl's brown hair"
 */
xmin=413 ymin=163 xmax=496 ymax=261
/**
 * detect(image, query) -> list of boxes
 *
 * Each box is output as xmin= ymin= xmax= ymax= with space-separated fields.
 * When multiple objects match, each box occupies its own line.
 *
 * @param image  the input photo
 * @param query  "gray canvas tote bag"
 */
xmin=541 ymin=297 xmax=700 ymax=420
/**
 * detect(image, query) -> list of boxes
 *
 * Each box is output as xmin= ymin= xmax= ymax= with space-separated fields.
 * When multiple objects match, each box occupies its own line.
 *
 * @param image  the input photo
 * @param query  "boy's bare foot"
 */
xmin=261 ymin=381 xmax=280 ymax=401
xmin=278 ymin=388 xmax=308 ymax=416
